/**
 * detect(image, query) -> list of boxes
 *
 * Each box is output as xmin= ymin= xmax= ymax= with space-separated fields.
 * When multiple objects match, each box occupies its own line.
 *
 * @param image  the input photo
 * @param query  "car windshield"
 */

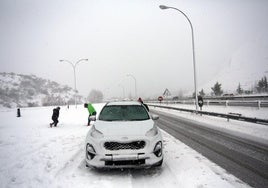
xmin=99 ymin=105 xmax=150 ymax=121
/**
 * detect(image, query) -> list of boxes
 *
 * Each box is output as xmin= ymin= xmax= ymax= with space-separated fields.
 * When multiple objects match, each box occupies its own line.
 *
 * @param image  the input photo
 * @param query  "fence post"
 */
xmin=17 ymin=108 xmax=21 ymax=117
xmin=258 ymin=100 xmax=261 ymax=109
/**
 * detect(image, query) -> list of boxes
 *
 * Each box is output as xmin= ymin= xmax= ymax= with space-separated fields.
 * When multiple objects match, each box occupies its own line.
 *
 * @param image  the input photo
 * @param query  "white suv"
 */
xmin=85 ymin=101 xmax=163 ymax=168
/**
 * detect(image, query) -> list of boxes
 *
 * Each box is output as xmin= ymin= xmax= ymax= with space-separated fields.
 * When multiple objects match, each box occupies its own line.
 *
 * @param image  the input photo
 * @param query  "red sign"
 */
xmin=158 ymin=96 xmax=163 ymax=102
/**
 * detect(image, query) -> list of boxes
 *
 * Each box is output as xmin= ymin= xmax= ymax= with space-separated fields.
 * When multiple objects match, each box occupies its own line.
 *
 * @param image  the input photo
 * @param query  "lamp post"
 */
xmin=126 ymin=74 xmax=137 ymax=99
xmin=159 ymin=5 xmax=198 ymax=111
xmin=118 ymin=84 xmax=125 ymax=99
xmin=59 ymin=58 xmax=88 ymax=108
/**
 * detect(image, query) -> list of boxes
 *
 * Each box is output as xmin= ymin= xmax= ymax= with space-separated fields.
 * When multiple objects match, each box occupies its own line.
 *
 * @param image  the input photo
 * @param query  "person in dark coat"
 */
xmin=50 ymin=107 xmax=60 ymax=127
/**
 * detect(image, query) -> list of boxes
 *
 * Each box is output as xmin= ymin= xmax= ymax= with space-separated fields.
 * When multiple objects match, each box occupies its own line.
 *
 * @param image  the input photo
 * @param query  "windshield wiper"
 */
xmin=130 ymin=119 xmax=146 ymax=121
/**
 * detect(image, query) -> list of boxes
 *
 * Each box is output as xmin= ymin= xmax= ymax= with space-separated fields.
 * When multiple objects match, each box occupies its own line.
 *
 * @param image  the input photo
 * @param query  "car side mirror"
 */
xmin=151 ymin=114 xmax=159 ymax=120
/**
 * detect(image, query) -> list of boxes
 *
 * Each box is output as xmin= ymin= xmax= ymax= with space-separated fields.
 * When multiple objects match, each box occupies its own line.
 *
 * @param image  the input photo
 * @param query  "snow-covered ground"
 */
xmin=150 ymin=102 xmax=268 ymax=119
xmin=1 ymin=103 xmax=266 ymax=188
xmin=149 ymin=103 xmax=268 ymax=142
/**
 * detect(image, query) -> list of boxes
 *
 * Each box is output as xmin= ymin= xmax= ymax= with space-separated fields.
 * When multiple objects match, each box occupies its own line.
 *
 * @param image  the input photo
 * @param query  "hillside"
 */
xmin=0 ymin=72 xmax=82 ymax=108
xmin=199 ymin=37 xmax=268 ymax=95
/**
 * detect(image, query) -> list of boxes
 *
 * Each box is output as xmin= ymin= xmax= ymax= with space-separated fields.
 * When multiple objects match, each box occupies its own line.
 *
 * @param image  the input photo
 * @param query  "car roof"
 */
xmin=106 ymin=101 xmax=142 ymax=106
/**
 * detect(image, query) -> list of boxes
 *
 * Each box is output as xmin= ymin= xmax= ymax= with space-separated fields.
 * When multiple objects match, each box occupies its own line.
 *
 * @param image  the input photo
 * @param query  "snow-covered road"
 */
xmin=0 ymin=104 xmax=257 ymax=188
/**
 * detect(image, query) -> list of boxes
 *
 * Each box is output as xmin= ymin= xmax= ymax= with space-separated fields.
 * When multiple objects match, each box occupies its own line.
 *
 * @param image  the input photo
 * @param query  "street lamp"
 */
xmin=159 ymin=5 xmax=198 ymax=111
xmin=126 ymin=74 xmax=137 ymax=99
xmin=59 ymin=58 xmax=88 ymax=108
xmin=118 ymin=84 xmax=125 ymax=99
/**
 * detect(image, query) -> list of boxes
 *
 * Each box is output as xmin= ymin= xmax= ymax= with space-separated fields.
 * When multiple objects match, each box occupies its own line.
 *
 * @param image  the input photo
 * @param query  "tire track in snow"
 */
xmin=152 ymin=109 xmax=267 ymax=188
xmin=55 ymin=146 xmax=85 ymax=177
xmin=130 ymin=162 xmax=182 ymax=188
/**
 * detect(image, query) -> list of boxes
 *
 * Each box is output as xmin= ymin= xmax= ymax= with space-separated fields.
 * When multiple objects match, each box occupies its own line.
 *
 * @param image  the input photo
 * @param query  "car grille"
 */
xmin=104 ymin=141 xmax=146 ymax=150
xmin=105 ymin=159 xmax=145 ymax=166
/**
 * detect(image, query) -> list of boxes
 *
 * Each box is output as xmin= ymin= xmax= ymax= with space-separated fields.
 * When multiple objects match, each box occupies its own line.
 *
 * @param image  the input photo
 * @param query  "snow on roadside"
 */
xmin=150 ymin=103 xmax=268 ymax=119
xmin=0 ymin=104 xmax=251 ymax=188
xmin=149 ymin=103 xmax=268 ymax=142
xmin=161 ymin=131 xmax=249 ymax=188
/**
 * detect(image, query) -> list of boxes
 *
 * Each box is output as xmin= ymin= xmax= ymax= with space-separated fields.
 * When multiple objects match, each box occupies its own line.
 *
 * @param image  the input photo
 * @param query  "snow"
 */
xmin=0 ymin=103 xmax=259 ymax=188
xmin=198 ymin=35 xmax=268 ymax=93
xmin=153 ymin=102 xmax=268 ymax=119
xmin=0 ymin=73 xmax=20 ymax=90
xmin=149 ymin=103 xmax=268 ymax=142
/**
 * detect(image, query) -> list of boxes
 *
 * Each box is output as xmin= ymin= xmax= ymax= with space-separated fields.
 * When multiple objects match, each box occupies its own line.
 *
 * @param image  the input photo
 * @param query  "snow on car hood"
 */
xmin=94 ymin=119 xmax=154 ymax=136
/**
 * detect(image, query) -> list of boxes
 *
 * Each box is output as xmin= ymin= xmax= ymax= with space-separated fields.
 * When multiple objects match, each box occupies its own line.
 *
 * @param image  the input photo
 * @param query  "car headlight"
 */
xmin=86 ymin=144 xmax=96 ymax=160
xmin=153 ymin=141 xmax=162 ymax=157
xmin=145 ymin=124 xmax=158 ymax=137
xmin=90 ymin=125 xmax=104 ymax=139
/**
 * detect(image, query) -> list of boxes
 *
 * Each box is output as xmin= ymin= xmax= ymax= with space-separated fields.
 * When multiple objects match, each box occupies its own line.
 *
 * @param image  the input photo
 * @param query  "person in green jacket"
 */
xmin=84 ymin=103 xmax=96 ymax=126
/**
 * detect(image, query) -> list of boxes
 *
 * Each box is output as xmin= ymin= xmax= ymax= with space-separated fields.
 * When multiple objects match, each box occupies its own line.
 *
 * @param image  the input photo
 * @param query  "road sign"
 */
xmin=198 ymin=96 xmax=204 ymax=108
xmin=158 ymin=96 xmax=163 ymax=102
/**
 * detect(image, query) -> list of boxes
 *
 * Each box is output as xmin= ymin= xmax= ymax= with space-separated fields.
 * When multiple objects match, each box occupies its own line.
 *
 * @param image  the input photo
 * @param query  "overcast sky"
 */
xmin=1 ymin=0 xmax=268 ymax=99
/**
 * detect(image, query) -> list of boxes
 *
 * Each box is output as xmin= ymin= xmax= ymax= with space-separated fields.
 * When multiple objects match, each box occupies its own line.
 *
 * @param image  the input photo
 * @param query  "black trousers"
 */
xmin=51 ymin=118 xmax=58 ymax=126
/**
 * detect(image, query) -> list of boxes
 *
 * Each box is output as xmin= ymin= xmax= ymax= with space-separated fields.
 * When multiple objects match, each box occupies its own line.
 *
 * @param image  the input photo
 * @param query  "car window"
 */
xmin=99 ymin=105 xmax=150 ymax=121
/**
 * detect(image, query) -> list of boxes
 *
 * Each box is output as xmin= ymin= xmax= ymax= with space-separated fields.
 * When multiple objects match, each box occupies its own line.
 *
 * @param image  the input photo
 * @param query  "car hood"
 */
xmin=94 ymin=120 xmax=154 ymax=136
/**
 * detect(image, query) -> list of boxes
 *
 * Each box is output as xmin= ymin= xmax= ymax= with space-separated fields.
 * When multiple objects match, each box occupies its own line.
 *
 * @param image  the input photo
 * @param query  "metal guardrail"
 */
xmin=205 ymin=100 xmax=268 ymax=108
xmin=147 ymin=100 xmax=268 ymax=108
xmin=148 ymin=104 xmax=268 ymax=126
xmin=154 ymin=94 xmax=268 ymax=101
xmin=204 ymin=94 xmax=268 ymax=100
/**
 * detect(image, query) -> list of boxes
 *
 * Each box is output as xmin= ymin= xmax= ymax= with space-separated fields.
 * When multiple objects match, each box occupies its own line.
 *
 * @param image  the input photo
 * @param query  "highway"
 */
xmin=151 ymin=109 xmax=268 ymax=188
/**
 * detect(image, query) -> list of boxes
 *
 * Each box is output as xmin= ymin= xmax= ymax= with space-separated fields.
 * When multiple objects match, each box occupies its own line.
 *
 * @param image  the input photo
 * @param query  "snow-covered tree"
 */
xmin=236 ymin=83 xmax=243 ymax=94
xmin=211 ymin=82 xmax=223 ymax=96
xmin=199 ymin=89 xmax=205 ymax=97
xmin=87 ymin=89 xmax=103 ymax=103
xmin=256 ymin=76 xmax=268 ymax=93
